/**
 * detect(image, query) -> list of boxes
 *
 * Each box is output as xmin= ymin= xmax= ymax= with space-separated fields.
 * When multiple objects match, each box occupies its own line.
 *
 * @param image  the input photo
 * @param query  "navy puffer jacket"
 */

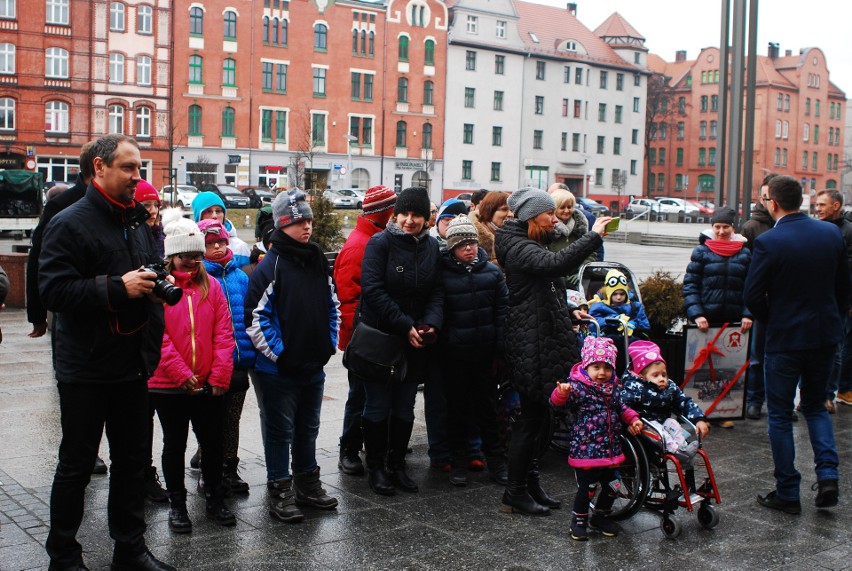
xmin=204 ymin=257 xmax=256 ymax=371
xmin=440 ymin=246 xmax=508 ymax=349
xmin=682 ymin=239 xmax=752 ymax=324
xmin=495 ymin=218 xmax=603 ymax=403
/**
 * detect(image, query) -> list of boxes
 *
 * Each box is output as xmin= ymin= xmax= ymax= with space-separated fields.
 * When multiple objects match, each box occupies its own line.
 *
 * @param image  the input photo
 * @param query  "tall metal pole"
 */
xmin=715 ymin=0 xmax=731 ymax=206
xmin=726 ymin=0 xmax=747 ymax=211
xmin=741 ymin=0 xmax=759 ymax=220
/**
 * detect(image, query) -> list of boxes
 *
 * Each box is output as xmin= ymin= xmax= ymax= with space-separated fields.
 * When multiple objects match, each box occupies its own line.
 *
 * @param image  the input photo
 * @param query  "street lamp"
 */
xmin=343 ymin=134 xmax=357 ymax=188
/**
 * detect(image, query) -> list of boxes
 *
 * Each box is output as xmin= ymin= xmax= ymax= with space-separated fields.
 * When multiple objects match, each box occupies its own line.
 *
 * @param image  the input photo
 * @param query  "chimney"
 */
xmin=675 ymin=50 xmax=687 ymax=62
xmin=768 ymin=42 xmax=779 ymax=59
xmin=567 ymin=3 xmax=577 ymax=16
xmin=785 ymin=49 xmax=792 ymax=57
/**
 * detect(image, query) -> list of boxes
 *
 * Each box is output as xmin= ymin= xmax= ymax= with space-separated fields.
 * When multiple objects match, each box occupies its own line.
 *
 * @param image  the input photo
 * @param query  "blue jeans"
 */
xmin=746 ymin=320 xmax=766 ymax=408
xmin=362 ymin=380 xmax=419 ymax=423
xmin=826 ymin=314 xmax=852 ymax=398
xmin=764 ymin=346 xmax=840 ymax=501
xmin=252 ymin=369 xmax=325 ymax=480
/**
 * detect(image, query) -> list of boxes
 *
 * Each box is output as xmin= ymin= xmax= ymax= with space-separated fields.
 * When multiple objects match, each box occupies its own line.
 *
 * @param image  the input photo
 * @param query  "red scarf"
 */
xmin=208 ymin=249 xmax=234 ymax=267
xmin=705 ymin=239 xmax=743 ymax=257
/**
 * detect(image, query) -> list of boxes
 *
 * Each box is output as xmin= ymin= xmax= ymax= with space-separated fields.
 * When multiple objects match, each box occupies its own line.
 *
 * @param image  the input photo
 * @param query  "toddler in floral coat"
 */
xmin=550 ymin=336 xmax=643 ymax=541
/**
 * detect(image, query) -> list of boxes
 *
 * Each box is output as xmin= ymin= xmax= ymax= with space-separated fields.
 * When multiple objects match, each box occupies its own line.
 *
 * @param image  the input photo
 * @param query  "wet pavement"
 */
xmin=3 ymin=235 xmax=852 ymax=570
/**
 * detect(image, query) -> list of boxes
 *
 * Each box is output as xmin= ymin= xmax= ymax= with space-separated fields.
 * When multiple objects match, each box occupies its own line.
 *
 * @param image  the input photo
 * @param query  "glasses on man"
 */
xmin=761 ymin=195 xmax=773 ymax=203
xmin=177 ymin=253 xmax=203 ymax=262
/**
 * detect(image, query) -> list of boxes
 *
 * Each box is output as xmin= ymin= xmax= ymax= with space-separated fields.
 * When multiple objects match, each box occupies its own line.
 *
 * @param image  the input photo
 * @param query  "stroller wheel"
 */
xmin=661 ymin=515 xmax=682 ymax=539
xmin=697 ymin=504 xmax=719 ymax=529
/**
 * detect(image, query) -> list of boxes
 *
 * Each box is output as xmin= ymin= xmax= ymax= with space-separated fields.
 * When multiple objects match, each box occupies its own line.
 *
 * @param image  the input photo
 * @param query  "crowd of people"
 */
xmin=19 ymin=135 xmax=850 ymax=569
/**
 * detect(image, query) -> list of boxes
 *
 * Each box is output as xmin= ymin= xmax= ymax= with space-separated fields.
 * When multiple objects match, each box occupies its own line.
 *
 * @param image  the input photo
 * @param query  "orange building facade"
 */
xmin=646 ymin=44 xmax=845 ymax=204
xmin=171 ymin=0 xmax=446 ymax=196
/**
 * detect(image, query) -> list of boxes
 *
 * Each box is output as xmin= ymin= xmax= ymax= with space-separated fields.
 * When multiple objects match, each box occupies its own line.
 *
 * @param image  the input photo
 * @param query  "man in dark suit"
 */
xmin=744 ymin=175 xmax=850 ymax=514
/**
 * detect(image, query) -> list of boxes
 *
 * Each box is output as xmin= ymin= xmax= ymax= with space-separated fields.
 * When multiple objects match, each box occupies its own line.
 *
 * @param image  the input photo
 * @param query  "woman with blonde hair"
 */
xmin=473 ymin=191 xmax=511 ymax=265
xmin=548 ymin=189 xmax=597 ymax=289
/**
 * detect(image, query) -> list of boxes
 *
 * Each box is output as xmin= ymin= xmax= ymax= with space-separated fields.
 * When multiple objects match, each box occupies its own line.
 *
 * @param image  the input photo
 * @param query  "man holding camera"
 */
xmin=39 ymin=135 xmax=174 ymax=571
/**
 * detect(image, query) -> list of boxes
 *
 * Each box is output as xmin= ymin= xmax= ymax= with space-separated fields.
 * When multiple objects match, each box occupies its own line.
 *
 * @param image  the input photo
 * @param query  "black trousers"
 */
xmin=572 ymin=467 xmax=619 ymax=514
xmin=46 ymin=380 xmax=149 ymax=567
xmin=151 ymin=392 xmax=225 ymax=494
xmin=506 ymin=393 xmax=549 ymax=482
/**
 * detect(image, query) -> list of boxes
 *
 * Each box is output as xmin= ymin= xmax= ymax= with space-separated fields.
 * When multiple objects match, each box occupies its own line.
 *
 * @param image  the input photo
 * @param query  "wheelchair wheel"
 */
xmin=606 ymin=432 xmax=650 ymax=521
xmin=661 ymin=515 xmax=682 ymax=539
xmin=697 ymin=504 xmax=719 ymax=529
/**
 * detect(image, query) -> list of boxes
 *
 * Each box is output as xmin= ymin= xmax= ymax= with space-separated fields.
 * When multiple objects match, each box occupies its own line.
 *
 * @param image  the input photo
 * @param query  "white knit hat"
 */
xmin=162 ymin=207 xmax=205 ymax=256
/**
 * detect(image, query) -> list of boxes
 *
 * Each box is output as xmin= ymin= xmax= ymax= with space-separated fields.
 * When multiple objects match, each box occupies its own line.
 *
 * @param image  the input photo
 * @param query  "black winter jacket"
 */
xmin=495 ymin=219 xmax=603 ymax=403
xmin=439 ymin=246 xmax=508 ymax=350
xmin=682 ymin=239 xmax=752 ymax=324
xmin=39 ymin=184 xmax=165 ymax=384
xmin=740 ymin=202 xmax=774 ymax=253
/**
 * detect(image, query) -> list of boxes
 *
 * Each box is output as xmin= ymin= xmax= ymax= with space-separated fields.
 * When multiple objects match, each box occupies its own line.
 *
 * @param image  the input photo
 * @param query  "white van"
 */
xmin=160 ymin=185 xmax=198 ymax=209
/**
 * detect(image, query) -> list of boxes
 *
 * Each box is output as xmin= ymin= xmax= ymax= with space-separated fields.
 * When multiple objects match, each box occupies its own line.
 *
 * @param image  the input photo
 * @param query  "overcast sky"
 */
xmin=537 ymin=0 xmax=852 ymax=97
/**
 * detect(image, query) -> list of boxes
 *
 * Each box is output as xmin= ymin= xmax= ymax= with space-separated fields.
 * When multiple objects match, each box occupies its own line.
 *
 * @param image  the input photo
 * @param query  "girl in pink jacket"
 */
xmin=149 ymin=210 xmax=235 ymax=534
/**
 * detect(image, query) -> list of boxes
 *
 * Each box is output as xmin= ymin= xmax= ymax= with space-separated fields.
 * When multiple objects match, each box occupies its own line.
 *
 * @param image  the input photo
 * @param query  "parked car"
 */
xmin=576 ymin=197 xmax=610 ymax=216
xmin=201 ymin=183 xmax=251 ymax=209
xmin=625 ymin=198 xmax=661 ymax=217
xmin=241 ymin=186 xmax=276 ymax=208
xmin=687 ymin=200 xmax=714 ymax=215
xmin=161 ymin=184 xmax=199 ymax=209
xmin=323 ymin=190 xmax=357 ymax=209
xmin=656 ymin=197 xmax=699 ymax=214
xmin=336 ymin=189 xmax=366 ymax=209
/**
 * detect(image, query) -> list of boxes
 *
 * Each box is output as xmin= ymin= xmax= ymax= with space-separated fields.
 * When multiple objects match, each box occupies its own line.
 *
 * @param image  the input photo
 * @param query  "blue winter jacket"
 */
xmin=682 ymin=240 xmax=752 ymax=324
xmin=620 ymin=370 xmax=706 ymax=424
xmin=588 ymin=293 xmax=650 ymax=336
xmin=204 ymin=256 xmax=256 ymax=370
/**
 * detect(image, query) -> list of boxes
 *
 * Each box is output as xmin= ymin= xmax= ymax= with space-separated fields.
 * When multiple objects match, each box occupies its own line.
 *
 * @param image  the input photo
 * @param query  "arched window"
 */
xmin=395 ymin=121 xmax=407 ymax=147
xmin=222 ymin=58 xmax=235 ymax=86
xmin=423 ymin=80 xmax=434 ymax=105
xmin=351 ymin=168 xmax=369 ymax=189
xmin=0 ymin=97 xmax=15 ymax=130
xmin=110 ymin=2 xmax=125 ymax=32
xmin=135 ymin=106 xmax=151 ymax=137
xmin=398 ymin=36 xmax=409 ymax=61
xmin=109 ymin=53 xmax=124 ymax=83
xmin=45 ymin=100 xmax=69 ymax=133
xmin=280 ymin=19 xmax=288 ymax=45
xmin=188 ymin=104 xmax=202 ymax=136
xmin=136 ymin=55 xmax=151 ymax=86
xmin=314 ymin=23 xmax=327 ymax=50
xmin=421 ymin=122 xmax=432 ymax=149
xmin=223 ymin=10 xmax=237 ymax=40
xmin=369 ymin=31 xmax=374 ymax=55
xmin=412 ymin=170 xmax=429 ymax=188
xmin=45 ymin=47 xmax=69 ymax=78
xmin=189 ymin=6 xmax=203 ymax=35
xmin=137 ymin=5 xmax=153 ymax=34
xmin=352 ymin=29 xmax=358 ymax=54
xmin=424 ymin=39 xmax=435 ymax=65
xmin=263 ymin=16 xmax=269 ymax=43
xmin=397 ymin=77 xmax=408 ymax=102
xmin=360 ymin=30 xmax=366 ymax=55
xmin=189 ymin=55 xmax=203 ymax=83
xmin=108 ymin=104 xmax=125 ymax=134
xmin=222 ymin=106 xmax=235 ymax=137
xmin=272 ymin=18 xmax=279 ymax=45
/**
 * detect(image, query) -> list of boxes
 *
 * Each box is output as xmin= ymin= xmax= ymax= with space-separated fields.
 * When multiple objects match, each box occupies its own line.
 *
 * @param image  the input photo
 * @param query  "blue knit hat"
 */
xmin=191 ymin=191 xmax=227 ymax=222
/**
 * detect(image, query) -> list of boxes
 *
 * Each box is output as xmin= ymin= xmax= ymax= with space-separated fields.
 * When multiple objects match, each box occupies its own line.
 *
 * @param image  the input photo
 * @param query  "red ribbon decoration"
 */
xmin=680 ymin=323 xmax=729 ymax=390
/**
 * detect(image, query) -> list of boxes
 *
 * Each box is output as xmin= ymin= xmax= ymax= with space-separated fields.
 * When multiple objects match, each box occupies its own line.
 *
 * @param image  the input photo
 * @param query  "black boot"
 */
xmin=222 ymin=457 xmax=250 ymax=495
xmin=167 ymin=490 xmax=192 ymax=534
xmin=570 ymin=512 xmax=589 ymax=541
xmin=500 ymin=480 xmax=550 ymax=515
xmin=267 ymin=477 xmax=305 ymax=523
xmin=486 ymin=456 xmax=509 ymax=486
xmin=110 ymin=547 xmax=175 ymax=571
xmin=363 ymin=418 xmax=395 ymax=496
xmin=205 ymin=485 xmax=236 ymax=526
xmin=387 ymin=417 xmax=418 ymax=493
xmin=294 ymin=466 xmax=339 ymax=509
xmin=528 ymin=458 xmax=561 ymax=509
xmin=338 ymin=446 xmax=365 ymax=476
xmin=144 ymin=466 xmax=169 ymax=503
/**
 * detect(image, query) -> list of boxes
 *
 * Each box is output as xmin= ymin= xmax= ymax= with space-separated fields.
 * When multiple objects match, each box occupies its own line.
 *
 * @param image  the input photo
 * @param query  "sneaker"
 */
xmin=746 ymin=405 xmax=762 ymax=420
xmin=836 ymin=391 xmax=852 ymax=405
xmin=756 ymin=490 xmax=801 ymax=514
xmin=589 ymin=513 xmax=619 ymax=537
xmin=570 ymin=512 xmax=588 ymax=541
xmin=338 ymin=449 xmax=365 ymax=476
xmin=813 ymin=479 xmax=839 ymax=508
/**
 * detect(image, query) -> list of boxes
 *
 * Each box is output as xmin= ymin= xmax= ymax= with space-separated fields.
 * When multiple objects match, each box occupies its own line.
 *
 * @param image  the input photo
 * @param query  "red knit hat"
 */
xmin=362 ymin=185 xmax=397 ymax=214
xmin=134 ymin=180 xmax=160 ymax=204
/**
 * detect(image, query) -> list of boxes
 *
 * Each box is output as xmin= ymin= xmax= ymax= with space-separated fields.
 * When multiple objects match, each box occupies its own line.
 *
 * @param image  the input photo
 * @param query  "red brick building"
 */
xmin=0 ymin=0 xmax=171 ymax=184
xmin=170 ymin=0 xmax=446 ymax=196
xmin=646 ymin=44 xmax=845 ymax=204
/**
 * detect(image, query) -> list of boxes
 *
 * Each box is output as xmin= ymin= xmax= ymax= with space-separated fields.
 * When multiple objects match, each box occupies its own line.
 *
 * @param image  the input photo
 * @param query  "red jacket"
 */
xmin=148 ymin=271 xmax=235 ymax=390
xmin=333 ymin=216 xmax=385 ymax=349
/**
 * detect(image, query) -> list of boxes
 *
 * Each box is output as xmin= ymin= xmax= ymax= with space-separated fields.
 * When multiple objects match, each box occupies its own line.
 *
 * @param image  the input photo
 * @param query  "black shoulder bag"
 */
xmin=343 ymin=322 xmax=408 ymax=383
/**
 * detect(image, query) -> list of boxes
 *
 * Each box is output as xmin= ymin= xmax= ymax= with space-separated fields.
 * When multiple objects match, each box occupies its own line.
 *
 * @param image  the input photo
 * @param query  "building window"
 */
xmin=462 ymin=160 xmax=472 ymax=180
xmin=108 ymin=104 xmax=124 ymax=134
xmin=598 ymin=103 xmax=606 ymax=122
xmin=45 ymin=47 xmax=68 ymax=78
xmin=45 ymin=100 xmax=68 ymax=132
xmin=188 ymin=104 xmax=201 ymax=136
xmin=313 ymin=67 xmax=326 ymax=96
xmin=803 ymin=123 xmax=809 ymax=142
xmin=423 ymin=80 xmax=433 ymax=105
xmin=395 ymin=120 xmax=406 ymax=147
xmin=0 ymin=97 xmax=14 ymax=130
xmin=110 ymin=2 xmax=125 ymax=32
xmin=774 ymin=147 xmax=781 ymax=167
xmin=561 ymin=99 xmax=568 ymax=117
xmin=492 ymin=126 xmax=502 ymax=146
xmin=595 ymin=168 xmax=604 ymax=186
xmin=632 ymin=129 xmax=639 ymax=145
xmin=813 ymin=151 xmax=818 ymax=170
xmin=658 ymin=173 xmax=665 ymax=191
xmin=635 ymin=74 xmax=641 ymax=87
xmin=465 ymin=87 xmax=475 ymax=108
xmin=368 ymin=30 xmax=374 ymax=55
xmin=281 ymin=19 xmax=288 ymax=46
xmin=491 ymin=162 xmax=501 ymax=181
xmin=0 ymin=43 xmax=15 ymax=74
xmin=189 ymin=54 xmax=203 ymax=84
xmin=659 ymin=148 xmax=666 ymax=165
xmin=560 ymin=132 xmax=567 ymax=151
xmin=535 ymin=96 xmax=544 ymax=115
xmin=135 ymin=106 xmax=151 ymax=137
xmin=465 ymin=50 xmax=476 ymax=71
xmin=109 ymin=53 xmax=124 ymax=83
xmin=495 ymin=55 xmax=505 ymax=75
xmin=649 ymin=149 xmax=656 ymax=164
xmin=677 ymin=122 xmax=685 ymax=140
xmin=496 ymin=20 xmax=506 ymax=38
xmin=596 ymin=135 xmax=605 ymax=154
xmin=536 ymin=60 xmax=545 ymax=80
xmin=261 ymin=61 xmax=272 ymax=90
xmin=678 ymin=97 xmax=686 ymax=114
xmin=222 ymin=58 xmax=236 ymax=87
xmin=276 ymin=64 xmax=287 ymax=92
xmin=221 ymin=106 xmax=234 ymax=137
xmin=613 ymin=137 xmax=621 ymax=155
xmin=630 ymin=160 xmax=637 ymax=175
xmin=351 ymin=72 xmax=360 ymax=100
xmin=261 ymin=109 xmax=272 ymax=140
xmin=574 ymin=100 xmax=581 ymax=118
xmin=575 ymin=67 xmax=582 ymax=84
xmin=533 ymin=130 xmax=543 ymax=149
xmin=698 ymin=148 xmax=706 ymax=166
xmin=466 ymin=15 xmax=477 ymax=34
xmin=223 ymin=10 xmax=237 ymax=40
xmin=572 ymin=133 xmax=580 ymax=152
xmin=314 ymin=24 xmax=327 ymax=50
xmin=493 ymin=90 xmax=502 ymax=111
xmin=364 ymin=74 xmax=373 ymax=101
xmin=0 ymin=0 xmax=16 ymax=19
xmin=421 ymin=122 xmax=431 ymax=148
xmin=463 ymin=123 xmax=473 ymax=144
xmin=137 ymin=5 xmax=152 ymax=34
xmin=47 ymin=0 xmax=69 ymax=25
xmin=189 ymin=6 xmax=203 ymax=35
xmin=425 ymin=39 xmax=435 ymax=65
xmin=397 ymin=77 xmax=408 ymax=102
xmin=699 ymin=121 xmax=707 ymax=139
xmin=311 ymin=113 xmax=326 ymax=145
xmin=614 ymin=105 xmax=623 ymax=124
xmin=784 ymin=94 xmax=790 ymax=112
xmin=633 ymin=97 xmax=640 ymax=112
xmin=136 ymin=55 xmax=151 ymax=86
xmin=616 ymin=73 xmax=624 ymax=91
xmin=599 ymin=70 xmax=607 ymax=89
xmin=399 ymin=36 xmax=409 ymax=62
xmin=815 ymin=100 xmax=821 ymax=117
xmin=275 ymin=110 xmax=286 ymax=142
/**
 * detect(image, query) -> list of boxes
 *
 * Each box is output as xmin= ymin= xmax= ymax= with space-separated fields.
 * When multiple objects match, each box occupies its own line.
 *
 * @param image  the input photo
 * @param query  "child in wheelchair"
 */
xmin=550 ymin=336 xmax=643 ymax=541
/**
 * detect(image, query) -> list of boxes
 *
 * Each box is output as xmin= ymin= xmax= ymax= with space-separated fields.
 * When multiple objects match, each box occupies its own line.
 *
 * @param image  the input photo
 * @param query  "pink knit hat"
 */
xmin=197 ymin=218 xmax=229 ymax=245
xmin=581 ymin=336 xmax=618 ymax=369
xmin=628 ymin=340 xmax=666 ymax=375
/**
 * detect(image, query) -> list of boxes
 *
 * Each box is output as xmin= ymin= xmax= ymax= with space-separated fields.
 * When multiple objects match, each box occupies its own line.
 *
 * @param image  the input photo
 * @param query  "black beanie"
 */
xmin=393 ymin=187 xmax=431 ymax=220
xmin=711 ymin=206 xmax=737 ymax=225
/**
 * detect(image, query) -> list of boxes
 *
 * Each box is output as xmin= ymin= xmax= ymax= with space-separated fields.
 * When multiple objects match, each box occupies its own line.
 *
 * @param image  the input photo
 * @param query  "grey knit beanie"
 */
xmin=273 ymin=189 xmax=313 ymax=229
xmin=446 ymin=215 xmax=479 ymax=250
xmin=508 ymin=187 xmax=556 ymax=222
xmin=710 ymin=206 xmax=737 ymax=225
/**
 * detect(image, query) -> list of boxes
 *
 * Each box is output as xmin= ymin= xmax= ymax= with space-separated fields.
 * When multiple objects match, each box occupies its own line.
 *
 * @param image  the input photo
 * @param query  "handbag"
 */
xmin=343 ymin=322 xmax=408 ymax=383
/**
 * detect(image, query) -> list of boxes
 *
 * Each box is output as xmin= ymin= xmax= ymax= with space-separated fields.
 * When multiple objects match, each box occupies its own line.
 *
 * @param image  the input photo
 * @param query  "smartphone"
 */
xmin=605 ymin=217 xmax=620 ymax=232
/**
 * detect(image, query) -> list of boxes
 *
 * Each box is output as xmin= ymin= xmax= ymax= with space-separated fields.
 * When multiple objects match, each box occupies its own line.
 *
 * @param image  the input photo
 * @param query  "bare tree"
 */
xmin=644 ymin=73 xmax=682 ymax=197
xmin=187 ymin=155 xmax=217 ymax=188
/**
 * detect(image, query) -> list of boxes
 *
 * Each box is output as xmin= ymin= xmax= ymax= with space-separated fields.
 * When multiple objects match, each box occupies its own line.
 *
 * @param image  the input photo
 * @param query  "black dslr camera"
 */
xmin=140 ymin=263 xmax=182 ymax=306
